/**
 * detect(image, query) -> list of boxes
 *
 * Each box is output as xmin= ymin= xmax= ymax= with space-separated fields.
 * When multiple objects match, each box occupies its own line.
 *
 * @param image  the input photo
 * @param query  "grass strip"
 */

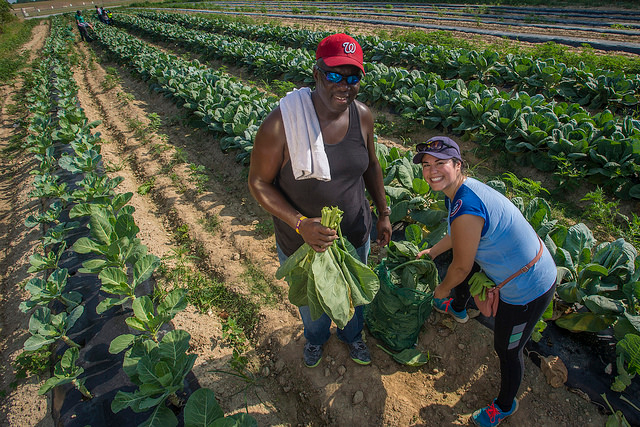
xmin=0 ymin=19 xmax=39 ymax=85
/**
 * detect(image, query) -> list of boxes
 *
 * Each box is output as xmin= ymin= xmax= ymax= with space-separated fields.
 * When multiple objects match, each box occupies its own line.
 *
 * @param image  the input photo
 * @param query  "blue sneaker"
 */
xmin=303 ymin=342 xmax=323 ymax=368
xmin=472 ymin=399 xmax=518 ymax=427
xmin=347 ymin=339 xmax=371 ymax=365
xmin=433 ymin=297 xmax=469 ymax=323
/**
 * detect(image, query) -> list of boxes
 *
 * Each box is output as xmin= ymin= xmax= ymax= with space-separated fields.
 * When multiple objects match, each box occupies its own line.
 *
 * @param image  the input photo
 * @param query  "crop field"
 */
xmin=0 ymin=2 xmax=639 ymax=426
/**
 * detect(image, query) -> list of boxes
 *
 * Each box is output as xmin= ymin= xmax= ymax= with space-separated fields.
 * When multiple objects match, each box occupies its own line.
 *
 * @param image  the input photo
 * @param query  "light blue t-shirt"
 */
xmin=446 ymin=177 xmax=556 ymax=305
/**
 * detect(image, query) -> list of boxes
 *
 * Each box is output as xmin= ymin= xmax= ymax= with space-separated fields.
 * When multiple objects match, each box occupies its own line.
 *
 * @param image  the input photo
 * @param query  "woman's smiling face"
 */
xmin=421 ymin=153 xmax=462 ymax=198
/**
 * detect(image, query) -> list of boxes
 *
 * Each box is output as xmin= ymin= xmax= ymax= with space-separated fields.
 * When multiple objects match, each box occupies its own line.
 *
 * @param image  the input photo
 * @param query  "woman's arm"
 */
xmin=433 ymin=214 xmax=484 ymax=299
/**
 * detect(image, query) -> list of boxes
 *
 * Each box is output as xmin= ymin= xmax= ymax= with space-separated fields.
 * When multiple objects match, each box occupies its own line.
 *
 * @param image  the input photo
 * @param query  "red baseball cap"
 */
xmin=316 ymin=33 xmax=365 ymax=74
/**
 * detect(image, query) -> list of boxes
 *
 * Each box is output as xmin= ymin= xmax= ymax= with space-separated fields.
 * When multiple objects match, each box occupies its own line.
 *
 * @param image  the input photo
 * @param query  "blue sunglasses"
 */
xmin=316 ymin=66 xmax=362 ymax=85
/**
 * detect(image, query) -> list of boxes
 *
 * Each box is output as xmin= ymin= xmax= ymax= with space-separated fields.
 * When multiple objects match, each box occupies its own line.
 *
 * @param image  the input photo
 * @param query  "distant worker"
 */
xmin=74 ymin=10 xmax=93 ymax=42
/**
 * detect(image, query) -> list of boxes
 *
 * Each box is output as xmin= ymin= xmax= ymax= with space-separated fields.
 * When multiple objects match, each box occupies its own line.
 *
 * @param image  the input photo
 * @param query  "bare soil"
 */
xmin=0 ymin=16 xmax=616 ymax=427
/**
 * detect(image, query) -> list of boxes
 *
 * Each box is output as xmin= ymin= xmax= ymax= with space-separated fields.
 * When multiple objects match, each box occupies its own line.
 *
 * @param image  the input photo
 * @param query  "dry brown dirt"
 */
xmin=0 ymin=16 xmax=615 ymax=427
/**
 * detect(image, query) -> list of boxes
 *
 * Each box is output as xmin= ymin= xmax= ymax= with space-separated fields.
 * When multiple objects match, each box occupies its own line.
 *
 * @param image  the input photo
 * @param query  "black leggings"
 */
xmin=493 ymin=283 xmax=555 ymax=410
xmin=450 ymin=264 xmax=555 ymax=411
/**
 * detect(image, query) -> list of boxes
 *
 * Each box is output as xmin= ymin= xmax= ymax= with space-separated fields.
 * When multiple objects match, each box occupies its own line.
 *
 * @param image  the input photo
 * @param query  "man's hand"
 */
xmin=298 ymin=217 xmax=338 ymax=252
xmin=375 ymin=216 xmax=391 ymax=248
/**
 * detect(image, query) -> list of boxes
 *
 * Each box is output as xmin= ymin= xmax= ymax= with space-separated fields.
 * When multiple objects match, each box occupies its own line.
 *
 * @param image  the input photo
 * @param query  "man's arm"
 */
xmin=357 ymin=101 xmax=391 ymax=247
xmin=248 ymin=108 xmax=337 ymax=252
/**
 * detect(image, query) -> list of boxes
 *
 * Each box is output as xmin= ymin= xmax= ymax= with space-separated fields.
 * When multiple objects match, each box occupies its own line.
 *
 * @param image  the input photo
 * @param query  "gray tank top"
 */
xmin=273 ymin=102 xmax=372 ymax=257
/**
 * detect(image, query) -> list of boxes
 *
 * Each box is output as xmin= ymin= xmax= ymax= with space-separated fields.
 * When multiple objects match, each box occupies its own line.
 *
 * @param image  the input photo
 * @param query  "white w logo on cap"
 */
xmin=342 ymin=42 xmax=357 ymax=54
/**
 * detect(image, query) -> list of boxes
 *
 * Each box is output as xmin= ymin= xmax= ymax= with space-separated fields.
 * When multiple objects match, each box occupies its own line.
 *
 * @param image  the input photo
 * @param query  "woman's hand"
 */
xmin=416 ymin=248 xmax=432 ymax=260
xmin=433 ymin=284 xmax=449 ymax=300
xmin=298 ymin=217 xmax=338 ymax=252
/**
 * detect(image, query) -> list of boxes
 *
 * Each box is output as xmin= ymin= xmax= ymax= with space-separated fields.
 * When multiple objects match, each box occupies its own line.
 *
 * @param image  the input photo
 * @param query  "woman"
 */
xmin=414 ymin=136 xmax=556 ymax=427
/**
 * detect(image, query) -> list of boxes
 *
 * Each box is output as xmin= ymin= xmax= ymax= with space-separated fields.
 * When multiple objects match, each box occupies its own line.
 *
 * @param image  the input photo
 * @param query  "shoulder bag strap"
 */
xmin=496 ymin=236 xmax=544 ymax=290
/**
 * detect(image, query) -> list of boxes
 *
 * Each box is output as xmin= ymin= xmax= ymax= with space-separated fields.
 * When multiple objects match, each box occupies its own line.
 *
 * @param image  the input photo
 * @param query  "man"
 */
xmin=248 ymin=34 xmax=392 ymax=368
xmin=74 ymin=10 xmax=93 ymax=42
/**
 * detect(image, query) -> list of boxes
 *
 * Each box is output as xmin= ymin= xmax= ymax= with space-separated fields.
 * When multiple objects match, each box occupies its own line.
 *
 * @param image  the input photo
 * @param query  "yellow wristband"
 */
xmin=295 ymin=216 xmax=307 ymax=234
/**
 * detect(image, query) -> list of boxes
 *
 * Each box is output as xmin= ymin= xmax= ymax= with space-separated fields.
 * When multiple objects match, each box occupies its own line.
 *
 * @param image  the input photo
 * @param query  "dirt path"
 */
xmin=0 ymin=18 xmax=613 ymax=427
xmin=0 ymin=20 xmax=54 ymax=427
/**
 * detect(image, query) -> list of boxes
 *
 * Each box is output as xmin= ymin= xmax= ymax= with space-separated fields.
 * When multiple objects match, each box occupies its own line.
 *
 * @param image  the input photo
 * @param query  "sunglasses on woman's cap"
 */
xmin=412 ymin=137 xmax=461 ymax=163
xmin=316 ymin=66 xmax=361 ymax=85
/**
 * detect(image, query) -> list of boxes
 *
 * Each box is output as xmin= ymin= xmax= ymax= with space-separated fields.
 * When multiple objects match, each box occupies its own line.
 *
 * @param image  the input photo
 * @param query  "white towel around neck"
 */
xmin=279 ymin=87 xmax=331 ymax=181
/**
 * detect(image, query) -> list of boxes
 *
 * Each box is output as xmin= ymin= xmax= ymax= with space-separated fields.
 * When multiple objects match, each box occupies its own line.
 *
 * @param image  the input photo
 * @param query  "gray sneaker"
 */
xmin=348 ymin=339 xmax=371 ymax=365
xmin=303 ymin=342 xmax=323 ymax=368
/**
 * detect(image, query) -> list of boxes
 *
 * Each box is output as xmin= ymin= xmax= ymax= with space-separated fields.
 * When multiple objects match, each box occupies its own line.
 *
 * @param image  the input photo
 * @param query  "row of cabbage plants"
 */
xmin=88 ymin=16 xmax=639 ymax=396
xmin=19 ymin=16 xmax=256 ymax=427
xmin=137 ymin=9 xmax=640 ymax=111
xmin=112 ymin=11 xmax=640 ymax=201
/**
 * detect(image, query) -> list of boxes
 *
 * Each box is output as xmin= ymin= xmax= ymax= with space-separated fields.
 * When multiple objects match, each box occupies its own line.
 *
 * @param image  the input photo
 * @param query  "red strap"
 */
xmin=496 ymin=237 xmax=544 ymax=289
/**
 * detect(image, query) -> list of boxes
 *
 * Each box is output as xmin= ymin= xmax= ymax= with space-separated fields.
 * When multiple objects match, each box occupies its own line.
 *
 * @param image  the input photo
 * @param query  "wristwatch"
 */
xmin=379 ymin=206 xmax=391 ymax=217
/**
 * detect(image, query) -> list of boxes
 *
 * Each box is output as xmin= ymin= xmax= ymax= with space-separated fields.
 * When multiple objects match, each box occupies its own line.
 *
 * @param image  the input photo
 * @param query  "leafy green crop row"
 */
xmin=136 ymin=10 xmax=640 ymax=112
xmin=113 ymin=12 xmax=640 ymax=200
xmin=19 ymin=16 xmax=256 ymax=427
xmin=92 ymin=19 xmax=279 ymax=165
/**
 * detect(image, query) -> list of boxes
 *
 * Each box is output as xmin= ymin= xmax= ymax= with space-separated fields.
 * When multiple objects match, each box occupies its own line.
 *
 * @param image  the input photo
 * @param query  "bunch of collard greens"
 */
xmin=276 ymin=207 xmax=380 ymax=329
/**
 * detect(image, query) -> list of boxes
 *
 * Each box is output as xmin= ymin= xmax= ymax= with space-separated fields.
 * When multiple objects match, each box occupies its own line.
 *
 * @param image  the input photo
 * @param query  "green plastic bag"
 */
xmin=364 ymin=258 xmax=436 ymax=352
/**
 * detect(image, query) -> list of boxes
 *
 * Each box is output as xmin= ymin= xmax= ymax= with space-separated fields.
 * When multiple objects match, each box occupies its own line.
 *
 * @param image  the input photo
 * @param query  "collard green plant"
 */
xmin=183 ymin=388 xmax=257 ymax=427
xmin=24 ymin=200 xmax=63 ymax=228
xmin=112 ymin=330 xmax=197 ymax=427
xmin=19 ymin=268 xmax=82 ymax=312
xmin=71 ymin=207 xmax=148 ymax=274
xmin=39 ymin=347 xmax=92 ymax=399
xmin=96 ymin=254 xmax=161 ymax=314
xmin=611 ymin=333 xmax=640 ymax=393
xmin=28 ymin=242 xmax=66 ymax=273
xmin=24 ymin=305 xmax=83 ymax=351
xmin=108 ymin=289 xmax=186 ymax=348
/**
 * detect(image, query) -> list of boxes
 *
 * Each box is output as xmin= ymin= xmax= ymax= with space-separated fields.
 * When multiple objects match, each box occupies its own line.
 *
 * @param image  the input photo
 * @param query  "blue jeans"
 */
xmin=277 ymin=238 xmax=370 ymax=346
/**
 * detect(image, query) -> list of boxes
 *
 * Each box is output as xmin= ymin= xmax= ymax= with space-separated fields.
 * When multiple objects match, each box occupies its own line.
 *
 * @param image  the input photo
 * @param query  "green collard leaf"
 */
xmin=404 ymin=224 xmax=423 ymax=246
xmin=99 ymin=267 xmax=130 ymax=295
xmin=71 ymin=236 xmax=103 ymax=254
xmin=69 ymin=203 xmax=94 ymax=218
xmin=65 ymin=305 xmax=84 ymax=331
xmin=125 ymin=316 xmax=147 ymax=332
xmin=139 ymin=405 xmax=178 ymax=427
xmin=555 ymin=312 xmax=617 ymax=332
xmin=97 ymin=297 xmax=128 ymax=314
xmin=39 ymin=374 xmax=73 ymax=395
xmin=396 ymin=158 xmax=415 ymax=190
xmin=112 ymin=390 xmax=146 ymax=414
xmin=184 ymin=388 xmax=225 ymax=427
xmin=158 ymin=329 xmax=191 ymax=362
xmin=109 ymin=334 xmax=136 ymax=354
xmin=132 ymin=296 xmax=155 ymax=323
xmin=115 ymin=213 xmax=139 ymax=240
xmin=412 ymin=178 xmax=430 ymax=195
xmin=133 ymin=254 xmax=160 ymax=287
xmin=24 ymin=334 xmax=55 ymax=352
xmin=583 ymin=295 xmax=625 ymax=315
xmin=410 ymin=209 xmax=446 ymax=229
xmin=157 ymin=289 xmax=187 ymax=319
xmin=79 ymin=258 xmax=109 ymax=274
xmin=89 ymin=209 xmax=115 ymax=246
xmin=312 ymin=250 xmax=354 ymax=329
